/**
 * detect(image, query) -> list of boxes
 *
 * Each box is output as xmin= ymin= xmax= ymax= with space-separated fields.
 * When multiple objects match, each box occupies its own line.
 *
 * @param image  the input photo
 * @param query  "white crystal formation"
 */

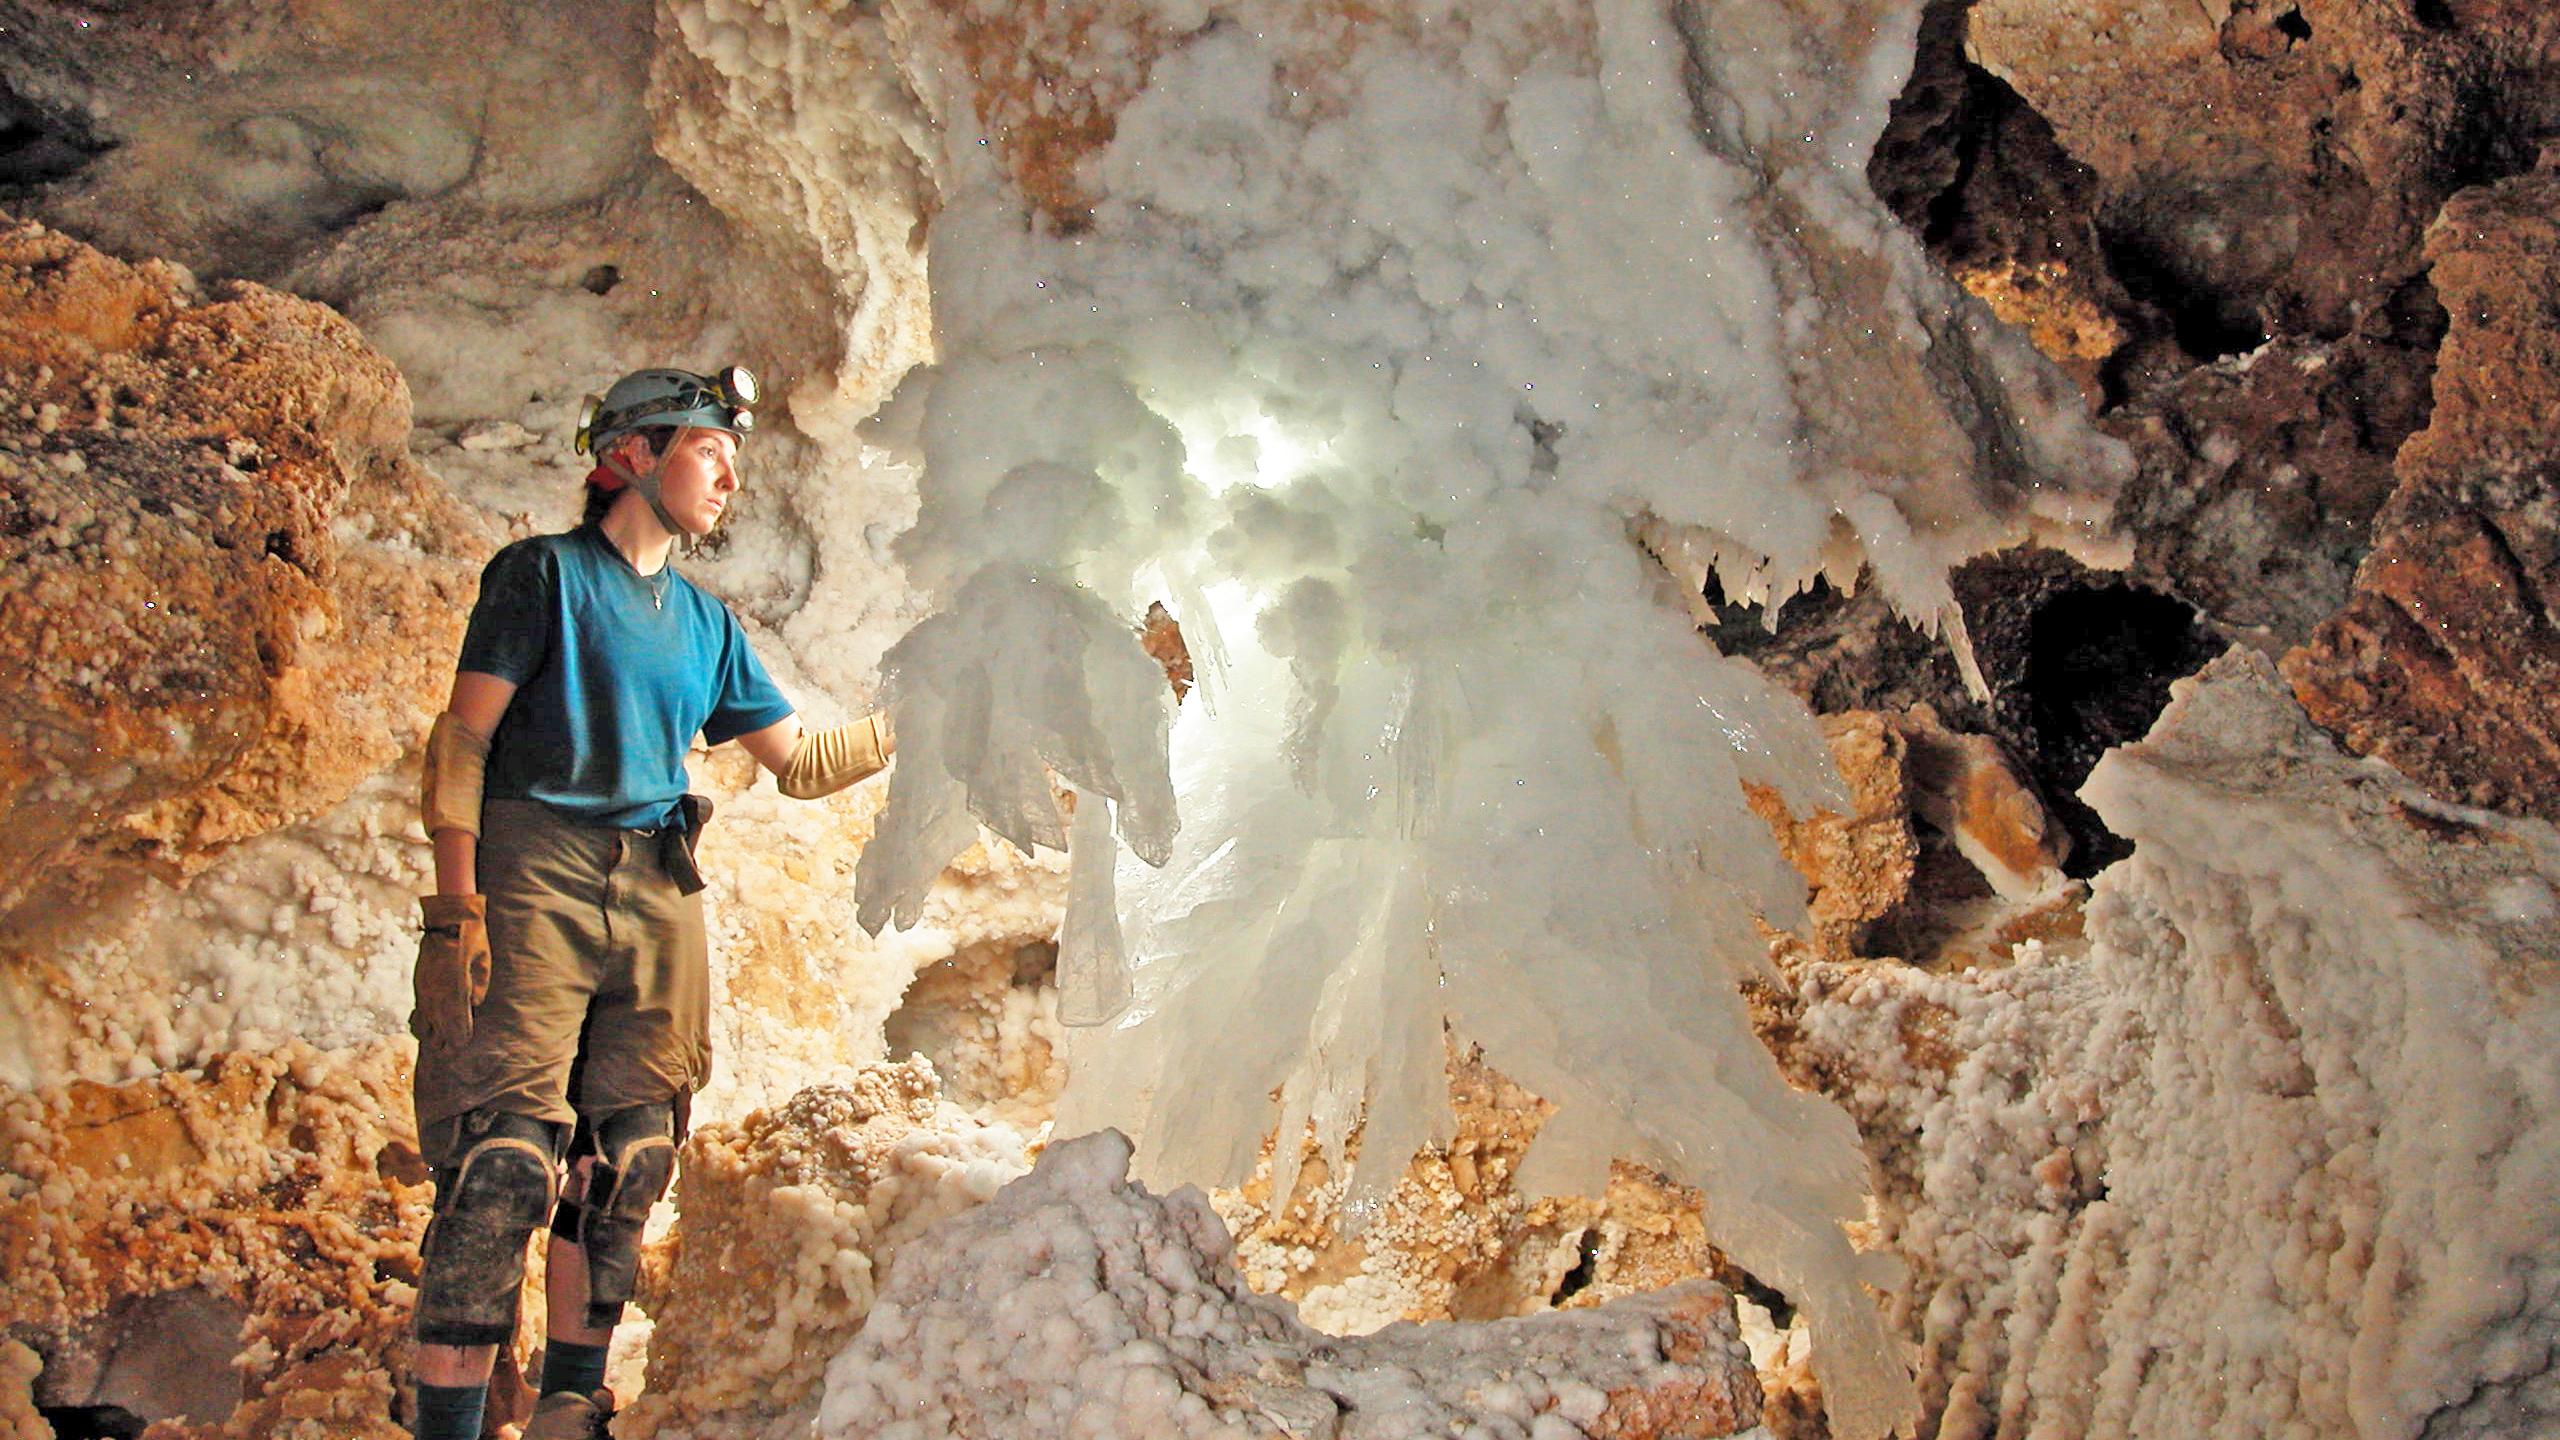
xmin=848 ymin=4 xmax=2133 ymax=1433
xmin=1790 ymin=654 xmax=2560 ymax=1437
xmin=816 ymin=1130 xmax=1766 ymax=1440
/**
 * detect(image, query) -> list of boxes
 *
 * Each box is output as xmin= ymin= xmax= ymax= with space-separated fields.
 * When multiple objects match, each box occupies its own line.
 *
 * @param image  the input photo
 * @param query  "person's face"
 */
xmin=635 ymin=427 xmax=740 ymax=536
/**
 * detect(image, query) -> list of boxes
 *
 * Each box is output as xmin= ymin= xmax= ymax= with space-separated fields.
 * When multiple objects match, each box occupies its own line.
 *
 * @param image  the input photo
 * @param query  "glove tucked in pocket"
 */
xmin=414 ymin=893 xmax=492 ymax=1049
xmin=661 ymin=793 xmax=714 ymax=897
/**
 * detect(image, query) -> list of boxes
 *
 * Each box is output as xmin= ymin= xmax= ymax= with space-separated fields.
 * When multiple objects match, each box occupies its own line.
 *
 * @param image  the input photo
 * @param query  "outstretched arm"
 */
xmin=735 ymin=711 xmax=895 ymax=798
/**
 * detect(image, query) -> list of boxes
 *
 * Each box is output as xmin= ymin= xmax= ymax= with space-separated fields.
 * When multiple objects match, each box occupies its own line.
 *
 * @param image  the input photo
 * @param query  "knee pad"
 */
xmin=574 ymin=1102 xmax=677 ymax=1326
xmin=415 ymin=1110 xmax=561 ymax=1347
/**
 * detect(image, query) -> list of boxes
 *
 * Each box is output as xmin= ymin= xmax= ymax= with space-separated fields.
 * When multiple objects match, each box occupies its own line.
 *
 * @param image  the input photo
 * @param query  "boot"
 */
xmin=520 ymin=1388 xmax=613 ymax=1440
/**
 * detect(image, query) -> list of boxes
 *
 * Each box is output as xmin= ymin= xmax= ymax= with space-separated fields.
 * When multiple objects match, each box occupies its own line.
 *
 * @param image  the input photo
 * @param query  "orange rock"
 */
xmin=1745 ymin=713 xmax=1919 ymax=961
xmin=0 ymin=218 xmax=490 ymax=934
xmin=1220 ymin=1044 xmax=1732 ymax=1340
xmin=0 ymin=1040 xmax=427 ymax=1435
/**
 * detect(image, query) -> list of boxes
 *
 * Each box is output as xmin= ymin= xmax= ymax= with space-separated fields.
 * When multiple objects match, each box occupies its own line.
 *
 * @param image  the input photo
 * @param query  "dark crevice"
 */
xmin=0 ymin=80 xmax=115 ymax=190
xmin=2021 ymin=584 xmax=2228 ymax=874
xmin=2099 ymin=224 xmax=2267 ymax=361
xmin=318 ymin=187 xmax=401 ymax=236
xmin=1732 ymin=1271 xmax=1796 ymax=1330
xmin=2367 ymin=269 xmax=2450 ymax=357
xmin=580 ymin=263 xmax=623 ymax=296
xmin=2273 ymin=7 xmax=2312 ymax=42
xmin=39 ymin=1407 xmax=147 ymax=1440
xmin=2435 ymin=77 xmax=2539 ymax=194
xmin=1700 ymin=570 xmax=1986 ymax=729
xmin=1550 ymin=1228 xmax=1602 ymax=1306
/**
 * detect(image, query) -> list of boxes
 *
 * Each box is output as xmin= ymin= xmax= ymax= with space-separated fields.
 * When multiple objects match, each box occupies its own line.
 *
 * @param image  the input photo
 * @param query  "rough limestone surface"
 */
xmin=0 ymin=1341 xmax=40 ymax=1440
xmin=881 ymin=937 xmax=1068 ymax=1124
xmin=0 ymin=0 xmax=931 ymax=674
xmin=1944 ymin=0 xmax=2519 ymax=650
xmin=1966 ymin=0 xmax=2554 ymax=345
xmin=647 ymin=0 xmax=940 ymax=442
xmin=623 ymin=1059 xmax=1032 ymax=1440
xmin=2285 ymin=169 xmax=2560 ymax=824
xmin=2108 ymin=323 xmax=2442 ymax=645
xmin=1772 ymin=653 xmax=2560 ymax=1439
xmin=0 ymin=7 xmax=2555 ymax=1440
xmin=1866 ymin=0 xmax=2151 ymax=403
xmin=0 ymin=217 xmax=487 ymax=928
xmin=814 ymin=1130 xmax=1765 ymax=1440
xmin=0 ymin=1038 xmax=429 ymax=1438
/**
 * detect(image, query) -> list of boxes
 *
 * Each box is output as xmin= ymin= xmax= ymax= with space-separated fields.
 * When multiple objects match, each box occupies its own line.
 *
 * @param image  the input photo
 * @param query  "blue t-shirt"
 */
xmin=458 ymin=525 xmax=795 ymax=829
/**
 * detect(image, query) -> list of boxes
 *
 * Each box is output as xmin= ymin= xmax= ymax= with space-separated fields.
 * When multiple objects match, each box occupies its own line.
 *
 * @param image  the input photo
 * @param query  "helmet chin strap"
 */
xmin=600 ymin=427 xmax=695 ymax=538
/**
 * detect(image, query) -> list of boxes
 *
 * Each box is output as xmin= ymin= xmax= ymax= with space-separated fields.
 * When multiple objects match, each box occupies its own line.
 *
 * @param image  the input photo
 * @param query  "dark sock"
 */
xmin=540 ymin=1338 xmax=611 ymax=1398
xmin=413 ymin=1381 xmax=487 ymax=1440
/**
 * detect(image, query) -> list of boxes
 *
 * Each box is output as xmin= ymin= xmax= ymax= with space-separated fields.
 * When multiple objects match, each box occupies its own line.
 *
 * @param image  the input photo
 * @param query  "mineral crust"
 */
xmin=814 ymin=1130 xmax=1765 ymax=1440
xmin=623 ymin=1059 xmax=1031 ymax=1440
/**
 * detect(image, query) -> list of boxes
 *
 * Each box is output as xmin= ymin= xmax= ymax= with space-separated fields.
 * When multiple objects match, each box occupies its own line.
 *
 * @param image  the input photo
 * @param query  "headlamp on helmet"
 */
xmin=573 ymin=393 xmax=606 ymax=456
xmin=575 ymin=365 xmax=762 ymax=457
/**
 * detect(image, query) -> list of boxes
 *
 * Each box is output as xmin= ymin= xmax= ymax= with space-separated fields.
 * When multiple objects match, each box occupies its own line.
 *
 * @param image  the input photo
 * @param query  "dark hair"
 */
xmin=582 ymin=426 xmax=684 ymax=527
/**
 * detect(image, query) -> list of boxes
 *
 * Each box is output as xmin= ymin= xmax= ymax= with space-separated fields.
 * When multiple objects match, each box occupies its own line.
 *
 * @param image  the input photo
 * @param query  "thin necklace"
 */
xmin=643 ymin=568 xmax=668 ymax=610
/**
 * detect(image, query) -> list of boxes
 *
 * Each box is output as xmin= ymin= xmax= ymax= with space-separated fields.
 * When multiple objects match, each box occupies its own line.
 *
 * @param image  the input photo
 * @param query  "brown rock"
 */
xmin=0 ymin=1040 xmax=427 ymax=1436
xmin=2285 ymin=172 xmax=2560 ymax=822
xmin=1221 ymin=1044 xmax=1733 ymax=1334
xmin=1746 ymin=702 xmax=2085 ymax=972
xmin=2108 ymin=323 xmax=2441 ymax=643
xmin=895 ymin=0 xmax=1181 ymax=228
xmin=1140 ymin=599 xmax=1194 ymax=699
xmin=0 ymin=218 xmax=489 ymax=932
xmin=1967 ymin=0 xmax=2539 ymax=347
xmin=1896 ymin=708 xmax=2068 ymax=903
xmin=1867 ymin=0 xmax=2151 ymax=400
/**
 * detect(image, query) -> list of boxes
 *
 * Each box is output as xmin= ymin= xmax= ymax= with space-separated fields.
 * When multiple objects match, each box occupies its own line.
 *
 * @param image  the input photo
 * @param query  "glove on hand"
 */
xmin=415 ymin=894 xmax=492 ymax=1048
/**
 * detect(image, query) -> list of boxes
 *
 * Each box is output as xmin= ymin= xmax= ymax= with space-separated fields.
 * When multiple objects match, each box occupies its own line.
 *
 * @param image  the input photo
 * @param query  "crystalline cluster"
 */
xmin=815 ymin=1130 xmax=1766 ymax=1440
xmin=621 ymin=1060 xmax=1033 ymax=1440
xmin=1782 ymin=654 xmax=2560 ymax=1437
xmin=853 ymin=3 xmax=2128 ymax=1431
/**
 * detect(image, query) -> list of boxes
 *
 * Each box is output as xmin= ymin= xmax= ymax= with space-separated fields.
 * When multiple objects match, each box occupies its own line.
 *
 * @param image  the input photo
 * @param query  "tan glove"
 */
xmin=777 ymin=713 xmax=892 ymax=799
xmin=414 ymin=894 xmax=491 ymax=1049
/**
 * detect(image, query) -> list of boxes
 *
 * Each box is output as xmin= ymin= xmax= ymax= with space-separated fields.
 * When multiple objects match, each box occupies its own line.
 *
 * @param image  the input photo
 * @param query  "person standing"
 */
xmin=407 ymin=367 xmax=891 ymax=1439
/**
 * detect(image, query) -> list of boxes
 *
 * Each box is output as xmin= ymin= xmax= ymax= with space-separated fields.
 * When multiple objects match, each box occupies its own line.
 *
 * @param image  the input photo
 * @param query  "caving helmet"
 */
xmin=573 ymin=365 xmax=759 ymax=458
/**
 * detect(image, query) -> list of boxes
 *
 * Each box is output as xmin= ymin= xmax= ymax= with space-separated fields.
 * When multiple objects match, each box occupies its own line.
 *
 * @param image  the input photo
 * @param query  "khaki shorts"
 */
xmin=414 ymin=799 xmax=710 ymax=1169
